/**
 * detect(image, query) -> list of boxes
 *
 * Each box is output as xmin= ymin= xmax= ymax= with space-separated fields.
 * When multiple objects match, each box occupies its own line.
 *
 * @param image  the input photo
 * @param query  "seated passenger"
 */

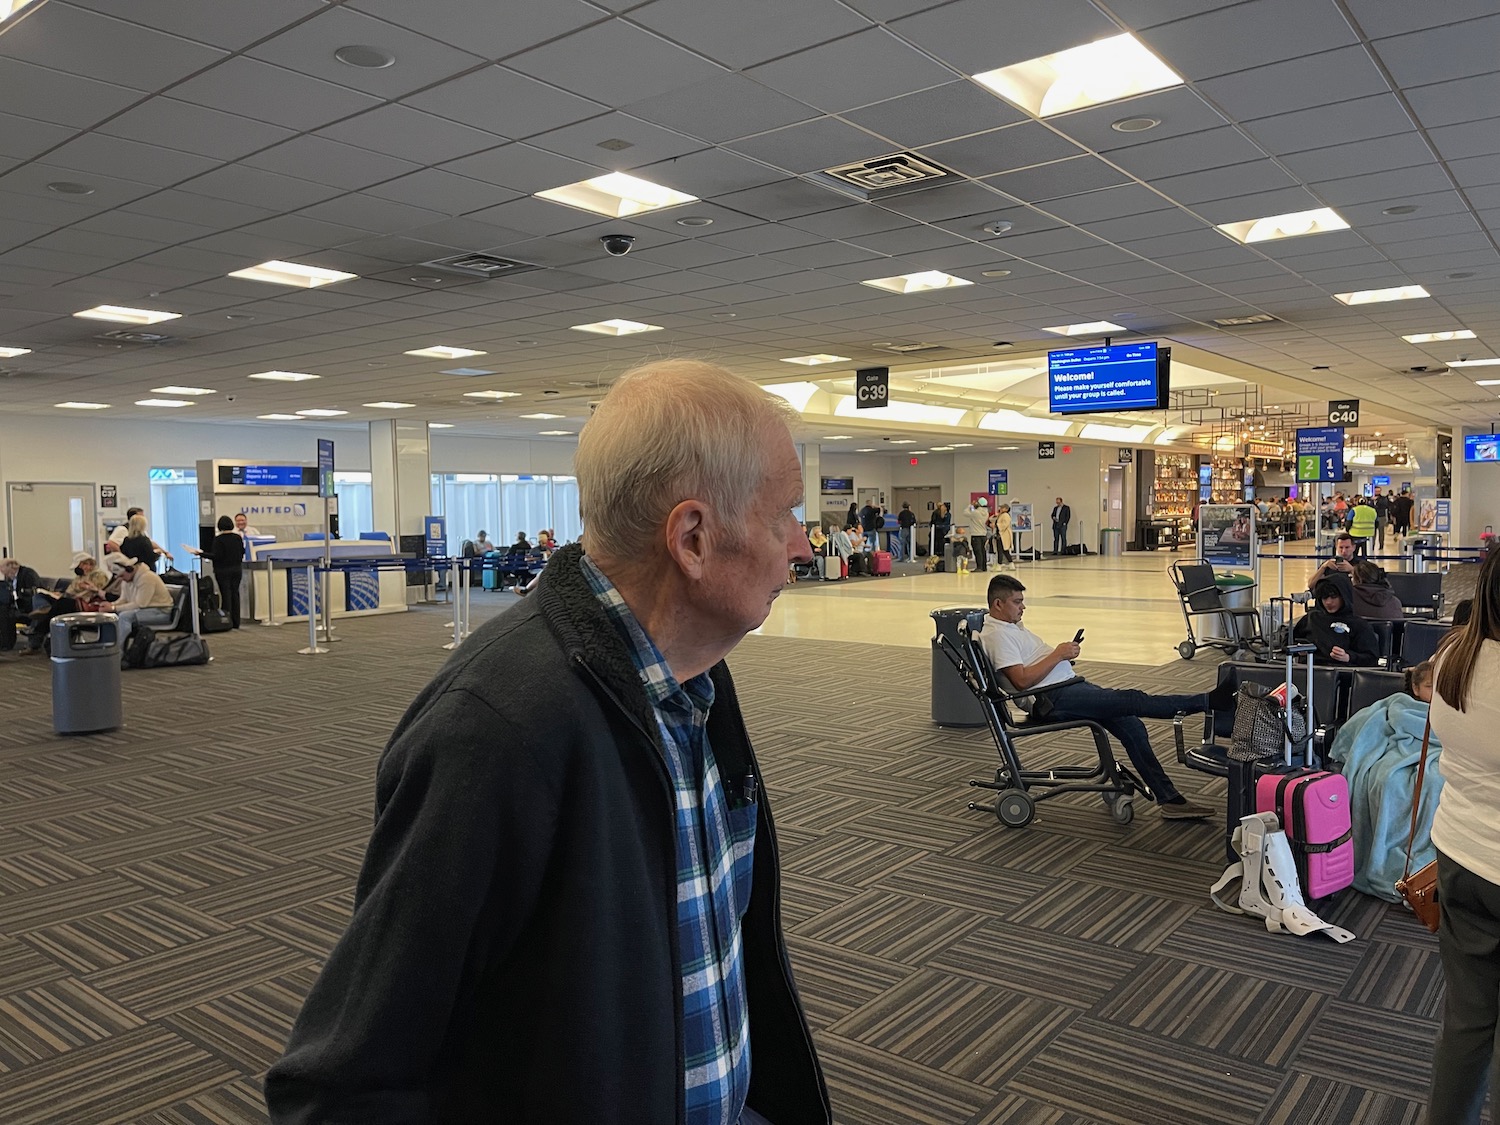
xmin=1326 ymin=661 xmax=1441 ymax=901
xmin=978 ymin=573 xmax=1223 ymax=820
xmin=1308 ymin=532 xmax=1357 ymax=591
xmin=1294 ymin=574 xmax=1380 ymax=665
xmin=1 ymin=558 xmax=40 ymax=654
xmin=474 ymin=530 xmax=492 ymax=552
xmin=512 ymin=532 xmax=531 ymax=551
xmin=111 ymin=560 xmax=175 ymax=647
xmin=1351 ymin=561 xmax=1404 ymax=620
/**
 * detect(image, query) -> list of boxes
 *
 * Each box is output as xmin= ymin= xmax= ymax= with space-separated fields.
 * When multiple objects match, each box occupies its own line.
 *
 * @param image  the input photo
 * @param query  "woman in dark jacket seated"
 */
xmin=1352 ymin=560 xmax=1404 ymax=620
xmin=1295 ymin=573 xmax=1381 ymax=665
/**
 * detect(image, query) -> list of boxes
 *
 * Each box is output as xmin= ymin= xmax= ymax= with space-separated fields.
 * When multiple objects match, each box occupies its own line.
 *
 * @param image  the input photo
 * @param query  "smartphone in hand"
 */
xmin=1073 ymin=628 xmax=1085 ymax=643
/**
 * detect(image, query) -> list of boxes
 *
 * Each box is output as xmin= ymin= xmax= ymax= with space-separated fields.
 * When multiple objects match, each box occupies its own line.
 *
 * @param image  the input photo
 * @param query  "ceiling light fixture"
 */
xmin=1402 ymin=330 xmax=1476 ymax=344
xmin=538 ymin=430 xmax=576 ymax=436
xmin=405 ymin=345 xmax=487 ymax=359
xmin=2 ymin=0 xmax=40 ymax=22
xmin=249 ymin=371 xmax=320 ymax=382
xmin=980 ymin=269 xmax=1013 ymax=278
xmin=258 ymin=414 xmax=307 ymax=421
xmin=136 ymin=398 xmax=193 ymax=408
xmin=462 ymin=390 xmax=521 ymax=399
xmin=1475 ymin=379 xmax=1500 ymax=386
xmin=1216 ymin=207 xmax=1349 ymax=244
xmin=1333 ymin=285 xmax=1430 ymax=305
xmin=569 ymin=319 xmax=663 ymax=336
xmin=520 ymin=412 xmax=565 ymax=420
xmin=1041 ymin=320 xmax=1127 ymax=336
xmin=823 ymin=435 xmax=854 ymax=440
xmin=1449 ymin=358 xmax=1500 ymax=368
xmin=887 ymin=438 xmax=917 ymax=445
xmin=855 ymin=448 xmax=876 ymax=453
xmin=675 ymin=216 xmax=714 ymax=227
xmin=46 ymin=181 xmax=94 ymax=195
xmin=151 ymin=386 xmax=215 ymax=395
xmin=951 ymin=442 xmax=974 ymax=447
xmin=0 ymin=346 xmax=32 ymax=358
xmin=535 ymin=172 xmax=697 ymax=218
xmin=1381 ymin=204 xmax=1419 ymax=216
xmin=428 ymin=422 xmax=455 ymax=428
xmin=295 ymin=408 xmax=348 ymax=417
xmin=363 ymin=401 xmax=416 ymax=409
xmin=974 ymin=33 xmax=1183 ymax=117
xmin=74 ymin=305 xmax=181 ymax=325
xmin=334 ymin=44 xmax=395 ymax=68
xmin=228 ymin=260 xmax=358 ymax=288
xmin=780 ymin=354 xmax=850 ymax=365
xmin=860 ymin=270 xmax=972 ymax=294
xmin=54 ymin=401 xmax=110 ymax=410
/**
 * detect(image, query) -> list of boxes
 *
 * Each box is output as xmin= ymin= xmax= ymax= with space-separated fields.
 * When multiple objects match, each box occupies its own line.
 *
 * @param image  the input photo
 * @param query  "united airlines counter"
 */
xmin=245 ymin=537 xmax=411 ymax=623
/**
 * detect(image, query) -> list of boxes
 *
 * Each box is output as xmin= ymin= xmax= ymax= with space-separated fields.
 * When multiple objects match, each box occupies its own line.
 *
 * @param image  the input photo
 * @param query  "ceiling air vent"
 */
xmin=420 ymin=253 xmax=540 ymax=280
xmin=809 ymin=152 xmax=960 ymax=200
xmin=871 ymin=341 xmax=949 ymax=354
xmin=1213 ymin=313 xmax=1279 ymax=327
xmin=95 ymin=329 xmax=172 ymax=344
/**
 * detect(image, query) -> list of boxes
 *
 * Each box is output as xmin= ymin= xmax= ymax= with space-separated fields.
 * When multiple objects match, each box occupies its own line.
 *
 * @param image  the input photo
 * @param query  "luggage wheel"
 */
xmin=1109 ymin=797 xmax=1135 ymax=825
xmin=995 ymin=789 xmax=1035 ymax=828
xmin=1177 ymin=640 xmax=1196 ymax=660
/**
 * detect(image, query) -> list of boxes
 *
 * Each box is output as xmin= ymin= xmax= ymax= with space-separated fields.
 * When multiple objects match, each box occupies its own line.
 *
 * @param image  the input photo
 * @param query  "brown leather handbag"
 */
xmin=1394 ymin=717 xmax=1441 ymax=933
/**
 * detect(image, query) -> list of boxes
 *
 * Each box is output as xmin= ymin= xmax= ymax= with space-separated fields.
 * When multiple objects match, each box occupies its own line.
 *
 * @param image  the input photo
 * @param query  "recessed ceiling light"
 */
xmin=861 ymin=270 xmax=972 ymax=294
xmin=1475 ymin=379 xmax=1500 ymax=386
xmin=462 ymin=390 xmax=522 ymax=399
xmin=855 ymin=448 xmax=876 ymax=452
xmin=295 ymin=408 xmax=348 ymax=417
xmin=1214 ymin=313 xmax=1278 ymax=326
xmin=363 ymin=401 xmax=416 ymax=409
xmin=569 ymin=319 xmax=663 ymax=336
xmin=535 ymin=172 xmax=697 ymax=218
xmin=1450 ymin=358 xmax=1500 ymax=368
xmin=249 ymin=371 xmax=320 ymax=382
xmin=520 ymin=412 xmax=566 ymax=420
xmin=1381 ymin=204 xmax=1419 ymax=216
xmin=514 ymin=339 xmax=538 ymax=346
xmin=440 ymin=367 xmax=495 ymax=376
xmin=136 ymin=398 xmax=193 ymax=408
xmin=2 ymin=0 xmax=40 ymax=23
xmin=1402 ymin=329 xmax=1476 ymax=344
xmin=333 ymin=44 xmax=395 ymax=68
xmin=999 ymin=445 xmax=1021 ymax=451
xmin=538 ymin=430 xmax=576 ymax=436
xmin=980 ymin=269 xmax=1013 ymax=278
xmin=1042 ymin=320 xmax=1127 ymax=336
xmin=46 ymin=180 xmax=94 ymax=195
xmin=54 ymin=401 xmax=110 ymax=410
xmin=258 ymin=414 xmax=307 ymax=421
xmin=781 ymin=354 xmax=851 ymax=365
xmin=1111 ymin=116 xmax=1160 ymax=133
xmin=929 ymin=446 xmax=954 ymax=451
xmin=228 ymin=260 xmax=358 ymax=288
xmin=974 ymin=33 xmax=1183 ymax=117
xmin=74 ymin=305 xmax=181 ymax=325
xmin=710 ymin=312 xmax=737 ymax=319
xmin=428 ymin=422 xmax=454 ymax=428
xmin=1216 ymin=207 xmax=1349 ymax=244
xmin=409 ymin=275 xmax=444 ymax=284
xmin=0 ymin=346 xmax=31 ymax=358
xmin=676 ymin=216 xmax=714 ymax=227
xmin=224 ymin=313 xmax=255 ymax=321
xmin=823 ymin=435 xmax=854 ymax=440
xmin=951 ymin=443 xmax=973 ymax=447
xmin=405 ymin=345 xmax=487 ymax=359
xmin=151 ymin=386 xmax=215 ymax=395
xmin=888 ymin=438 xmax=917 ymax=445
xmin=1333 ymin=285 xmax=1430 ymax=305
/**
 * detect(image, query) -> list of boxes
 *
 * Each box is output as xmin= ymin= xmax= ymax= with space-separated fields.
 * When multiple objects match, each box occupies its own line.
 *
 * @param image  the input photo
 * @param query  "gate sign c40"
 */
xmin=1327 ymin=399 xmax=1360 ymax=426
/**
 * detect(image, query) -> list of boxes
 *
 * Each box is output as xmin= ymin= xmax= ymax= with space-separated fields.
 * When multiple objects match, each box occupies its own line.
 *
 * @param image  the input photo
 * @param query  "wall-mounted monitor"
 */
xmin=1463 ymin=434 xmax=1500 ymax=462
xmin=1047 ymin=342 xmax=1169 ymax=414
xmin=819 ymin=476 xmax=854 ymax=494
xmin=218 ymin=463 xmax=320 ymax=489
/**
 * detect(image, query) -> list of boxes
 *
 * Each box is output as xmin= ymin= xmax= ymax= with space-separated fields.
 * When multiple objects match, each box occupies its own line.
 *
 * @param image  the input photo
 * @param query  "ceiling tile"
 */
xmin=1280 ymin=132 xmax=1434 ymax=183
xmin=632 ymin=149 xmax=784 ymax=198
xmin=919 ymin=122 xmax=1085 ymax=179
xmin=507 ymin=21 xmax=727 ymax=105
xmin=42 ymin=133 xmax=221 ymax=187
xmin=65 ymin=0 xmax=324 ymax=50
xmin=0 ymin=58 xmax=142 ymax=129
xmin=171 ymin=56 xmax=383 ymax=131
xmin=889 ymin=0 xmax=1119 ymax=76
xmin=1372 ymin=15 xmax=1500 ymax=89
xmin=747 ymin=28 xmax=953 ymax=114
xmin=632 ymin=0 xmax=871 ymax=70
xmin=1312 ymin=164 xmax=1455 ymax=207
xmin=297 ymin=193 xmax=449 ymax=236
xmin=0 ymin=4 xmax=228 ymax=92
xmin=526 ymin=113 xmax=703 ymax=170
xmin=1451 ymin=154 xmax=1500 ymax=190
xmin=123 ymin=190 xmax=281 ymax=230
xmin=443 ymin=142 xmax=606 ymax=196
xmin=349 ymin=0 xmax=602 ymax=58
xmin=1106 ymin=126 xmax=1268 ymax=180
xmin=0 ymin=112 xmax=77 ymax=161
xmin=1241 ymin=94 xmax=1416 ymax=155
xmin=982 ymin=156 xmax=1132 ymax=203
xmin=98 ymin=98 xmax=296 ymax=161
xmin=726 ymin=117 xmax=889 ymax=175
xmin=177 ymin=165 xmax=342 ymax=211
xmin=1138 ymin=0 xmax=1359 ymax=81
xmin=246 ymin=6 xmax=486 ymax=98
xmin=1097 ymin=0 xmax=1252 ymax=32
xmin=1190 ymin=186 xmax=1324 ymax=225
xmin=784 ymin=207 xmax=914 ymax=240
xmin=1430 ymin=118 xmax=1500 ymax=162
xmin=844 ymin=81 xmax=1027 ymax=150
xmin=625 ymin=74 xmax=818 ymax=145
xmin=403 ymin=66 xmax=606 ymax=142
xmin=879 ymin=181 xmax=1011 ymax=224
xmin=456 ymin=196 xmax=599 ymax=238
xmin=840 ymin=225 xmax=963 ymax=257
xmin=714 ymin=179 xmax=849 ymax=221
xmin=1083 ymin=206 xmax=1210 ymax=243
xmin=364 ymin=170 xmax=519 ymax=217
xmin=0 ymin=162 xmax=158 ymax=212
xmin=701 ymin=224 xmax=823 ymax=255
xmin=1153 ymin=160 xmax=1300 ymax=206
xmin=1039 ymin=185 xmax=1174 ymax=225
xmin=322 ymin=106 xmax=505 ymax=168
xmin=242 ymin=136 xmax=422 ymax=193
xmin=1196 ymin=46 xmax=1390 ymax=122
xmin=1405 ymin=74 xmax=1500 ymax=130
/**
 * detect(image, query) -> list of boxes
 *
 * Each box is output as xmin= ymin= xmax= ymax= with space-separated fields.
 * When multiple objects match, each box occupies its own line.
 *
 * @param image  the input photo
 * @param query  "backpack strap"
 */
xmin=1401 ymin=718 xmax=1433 ymax=884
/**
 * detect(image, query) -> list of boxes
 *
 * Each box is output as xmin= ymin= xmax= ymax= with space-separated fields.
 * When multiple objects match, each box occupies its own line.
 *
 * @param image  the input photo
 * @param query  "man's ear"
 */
xmin=662 ymin=499 xmax=711 ymax=578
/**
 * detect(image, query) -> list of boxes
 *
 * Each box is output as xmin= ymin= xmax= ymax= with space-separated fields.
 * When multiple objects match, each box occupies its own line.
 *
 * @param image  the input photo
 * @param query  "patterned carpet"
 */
xmin=0 ymin=598 xmax=1453 ymax=1124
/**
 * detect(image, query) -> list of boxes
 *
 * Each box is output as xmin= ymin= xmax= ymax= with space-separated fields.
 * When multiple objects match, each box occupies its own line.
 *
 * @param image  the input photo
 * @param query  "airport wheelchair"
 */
xmin=1169 ymin=559 xmax=1269 ymax=662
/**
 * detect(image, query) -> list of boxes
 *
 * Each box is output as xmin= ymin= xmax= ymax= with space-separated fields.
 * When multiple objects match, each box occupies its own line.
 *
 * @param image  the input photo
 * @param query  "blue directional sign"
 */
xmin=988 ymin=468 xmax=1008 ymax=495
xmin=1295 ymin=427 xmax=1344 ymax=483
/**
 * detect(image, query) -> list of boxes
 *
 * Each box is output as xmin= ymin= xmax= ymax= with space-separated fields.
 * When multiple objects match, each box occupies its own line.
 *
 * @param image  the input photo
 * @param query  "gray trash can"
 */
xmin=1200 ymin=572 xmax=1257 ymax=642
xmin=51 ymin=612 xmax=123 ymax=734
xmin=930 ymin=607 xmax=987 ymax=727
xmin=1099 ymin=528 xmax=1123 ymax=557
xmin=1402 ymin=534 xmax=1437 ymax=573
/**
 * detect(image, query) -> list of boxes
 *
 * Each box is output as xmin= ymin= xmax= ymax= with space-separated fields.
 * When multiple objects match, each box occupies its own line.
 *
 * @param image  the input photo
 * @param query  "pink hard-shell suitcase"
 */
xmin=1255 ymin=768 xmax=1354 ymax=900
xmin=871 ymin=550 xmax=892 ymax=576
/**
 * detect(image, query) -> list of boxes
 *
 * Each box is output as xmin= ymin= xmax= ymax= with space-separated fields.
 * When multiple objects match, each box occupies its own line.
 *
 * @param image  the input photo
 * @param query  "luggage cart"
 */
xmin=1169 ymin=559 xmax=1268 ymax=662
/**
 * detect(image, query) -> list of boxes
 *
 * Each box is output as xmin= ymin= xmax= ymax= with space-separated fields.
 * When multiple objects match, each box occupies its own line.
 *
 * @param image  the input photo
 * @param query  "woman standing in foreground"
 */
xmin=1426 ymin=547 xmax=1500 ymax=1124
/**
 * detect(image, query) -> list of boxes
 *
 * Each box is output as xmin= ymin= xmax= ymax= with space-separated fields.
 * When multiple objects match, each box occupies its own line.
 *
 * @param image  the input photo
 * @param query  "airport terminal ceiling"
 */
xmin=0 ymin=0 xmax=1495 ymax=452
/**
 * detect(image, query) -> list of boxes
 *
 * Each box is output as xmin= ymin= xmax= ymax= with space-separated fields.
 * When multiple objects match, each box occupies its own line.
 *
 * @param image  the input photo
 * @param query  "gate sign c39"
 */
xmin=855 ymin=366 xmax=889 ymax=409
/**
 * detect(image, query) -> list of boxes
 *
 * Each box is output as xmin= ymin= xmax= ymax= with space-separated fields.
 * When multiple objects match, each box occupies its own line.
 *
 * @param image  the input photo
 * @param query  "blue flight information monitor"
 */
xmin=1464 ymin=434 xmax=1500 ymax=462
xmin=219 ymin=463 xmax=316 ymax=488
xmin=1047 ymin=341 xmax=1164 ymax=414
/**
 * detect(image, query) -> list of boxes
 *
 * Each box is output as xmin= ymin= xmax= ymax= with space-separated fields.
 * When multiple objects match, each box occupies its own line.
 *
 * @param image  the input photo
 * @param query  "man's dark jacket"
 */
xmin=265 ymin=545 xmax=829 ymax=1125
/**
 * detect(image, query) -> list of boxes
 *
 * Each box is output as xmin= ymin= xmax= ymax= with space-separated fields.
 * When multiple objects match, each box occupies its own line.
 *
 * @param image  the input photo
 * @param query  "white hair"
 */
xmin=576 ymin=359 xmax=796 ymax=562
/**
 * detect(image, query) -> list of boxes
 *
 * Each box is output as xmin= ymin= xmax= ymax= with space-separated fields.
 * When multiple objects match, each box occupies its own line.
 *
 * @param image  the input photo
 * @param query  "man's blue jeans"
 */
xmin=1044 ymin=681 xmax=1211 ymax=804
xmin=899 ymin=527 xmax=911 ymax=561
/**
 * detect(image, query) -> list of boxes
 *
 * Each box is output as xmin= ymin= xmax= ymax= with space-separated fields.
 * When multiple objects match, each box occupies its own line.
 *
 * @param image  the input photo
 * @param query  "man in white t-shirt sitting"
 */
xmin=978 ymin=572 xmax=1218 ymax=820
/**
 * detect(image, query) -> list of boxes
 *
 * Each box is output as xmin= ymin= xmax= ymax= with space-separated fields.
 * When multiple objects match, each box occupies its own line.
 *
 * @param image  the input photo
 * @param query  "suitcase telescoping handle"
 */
xmin=1282 ymin=643 xmax=1316 ymax=768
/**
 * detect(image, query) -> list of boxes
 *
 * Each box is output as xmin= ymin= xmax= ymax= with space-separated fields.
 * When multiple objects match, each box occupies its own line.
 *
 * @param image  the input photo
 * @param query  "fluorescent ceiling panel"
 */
xmin=227 ymin=260 xmax=358 ymax=288
xmin=860 ymin=270 xmax=972 ymax=294
xmin=1216 ymin=207 xmax=1349 ymax=244
xmin=249 ymin=371 xmax=320 ymax=381
xmin=74 ymin=305 xmax=181 ymax=325
xmin=1401 ymin=330 xmax=1475 ymax=344
xmin=1333 ymin=285 xmax=1430 ymax=305
xmin=405 ymin=345 xmax=488 ymax=358
xmin=974 ymin=34 xmax=1183 ymax=118
xmin=569 ymin=319 xmax=663 ymax=335
xmin=534 ymin=172 xmax=697 ymax=218
xmin=781 ymin=354 xmax=850 ymax=365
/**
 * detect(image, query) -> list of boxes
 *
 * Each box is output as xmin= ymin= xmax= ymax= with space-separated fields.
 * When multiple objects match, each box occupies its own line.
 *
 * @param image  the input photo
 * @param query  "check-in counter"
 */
xmin=246 ymin=540 xmax=409 ymax=622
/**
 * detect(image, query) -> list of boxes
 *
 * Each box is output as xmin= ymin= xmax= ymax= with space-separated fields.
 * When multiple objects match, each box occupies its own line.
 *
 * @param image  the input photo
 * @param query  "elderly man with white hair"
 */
xmin=268 ymin=360 xmax=830 ymax=1125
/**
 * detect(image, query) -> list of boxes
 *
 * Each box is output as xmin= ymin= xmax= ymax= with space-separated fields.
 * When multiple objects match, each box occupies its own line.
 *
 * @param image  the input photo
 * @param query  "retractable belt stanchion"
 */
xmin=298 ymin=564 xmax=329 ymax=655
xmin=461 ymin=557 xmax=473 ymax=639
xmin=1277 ymin=536 xmax=1285 ymax=601
xmin=261 ymin=559 xmax=280 ymax=627
xmin=443 ymin=559 xmax=462 ymax=651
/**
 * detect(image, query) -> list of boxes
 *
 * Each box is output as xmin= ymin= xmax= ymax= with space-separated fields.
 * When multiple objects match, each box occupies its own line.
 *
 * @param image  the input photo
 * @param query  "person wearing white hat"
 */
xmin=965 ymin=497 xmax=990 ymax=572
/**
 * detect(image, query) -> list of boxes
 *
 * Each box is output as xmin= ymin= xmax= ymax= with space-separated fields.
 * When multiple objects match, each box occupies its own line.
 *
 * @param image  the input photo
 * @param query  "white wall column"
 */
xmin=370 ymin=419 xmax=431 ymax=543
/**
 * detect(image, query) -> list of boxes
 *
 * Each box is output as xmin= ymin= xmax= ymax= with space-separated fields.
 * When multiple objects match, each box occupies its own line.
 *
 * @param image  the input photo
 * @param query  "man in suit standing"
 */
xmin=1050 ymin=496 xmax=1072 ymax=556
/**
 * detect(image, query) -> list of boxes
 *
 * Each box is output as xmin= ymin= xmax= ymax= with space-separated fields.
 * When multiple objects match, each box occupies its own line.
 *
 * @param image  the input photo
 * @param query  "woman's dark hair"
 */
xmin=1352 ymin=560 xmax=1386 ymax=586
xmin=1403 ymin=660 xmax=1434 ymax=698
xmin=1452 ymin=599 xmax=1473 ymax=628
xmin=217 ymin=515 xmax=233 ymax=531
xmin=1313 ymin=578 xmax=1344 ymax=603
xmin=1436 ymin=552 xmax=1500 ymax=712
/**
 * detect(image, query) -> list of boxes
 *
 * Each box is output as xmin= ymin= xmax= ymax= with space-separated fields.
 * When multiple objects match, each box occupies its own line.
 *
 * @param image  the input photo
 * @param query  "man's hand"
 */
xmin=1054 ymin=641 xmax=1081 ymax=661
xmin=1330 ymin=646 xmax=1350 ymax=663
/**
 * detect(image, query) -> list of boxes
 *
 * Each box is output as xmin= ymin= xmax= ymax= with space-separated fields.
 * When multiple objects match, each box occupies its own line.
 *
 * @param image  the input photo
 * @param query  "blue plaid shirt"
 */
xmin=583 ymin=556 xmax=756 ymax=1125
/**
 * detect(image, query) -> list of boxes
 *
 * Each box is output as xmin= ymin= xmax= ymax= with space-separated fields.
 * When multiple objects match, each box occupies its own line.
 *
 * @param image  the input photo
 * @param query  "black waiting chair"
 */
xmin=1363 ymin=618 xmax=1404 ymax=669
xmin=1385 ymin=571 xmax=1442 ymax=619
xmin=1344 ymin=669 xmax=1410 ymax=719
xmin=1397 ymin=621 xmax=1450 ymax=670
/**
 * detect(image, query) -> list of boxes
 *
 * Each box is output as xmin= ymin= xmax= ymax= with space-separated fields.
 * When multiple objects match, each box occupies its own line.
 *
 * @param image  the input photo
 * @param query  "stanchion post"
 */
xmin=298 ymin=564 xmax=329 ymax=655
xmin=461 ymin=557 xmax=473 ymax=638
xmin=1277 ymin=536 xmax=1285 ymax=601
xmin=443 ymin=559 xmax=462 ymax=650
xmin=262 ymin=559 xmax=280 ymax=627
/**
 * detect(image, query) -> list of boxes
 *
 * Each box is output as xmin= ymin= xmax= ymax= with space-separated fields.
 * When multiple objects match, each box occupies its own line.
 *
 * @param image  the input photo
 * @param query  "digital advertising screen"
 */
xmin=1463 ymin=434 xmax=1500 ymax=462
xmin=1047 ymin=341 xmax=1168 ymax=414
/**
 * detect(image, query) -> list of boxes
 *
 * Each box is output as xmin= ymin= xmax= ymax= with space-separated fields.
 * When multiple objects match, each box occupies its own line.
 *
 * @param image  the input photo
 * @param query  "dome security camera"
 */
xmin=600 ymin=234 xmax=636 ymax=256
xmin=225 ymin=394 xmax=236 ymax=402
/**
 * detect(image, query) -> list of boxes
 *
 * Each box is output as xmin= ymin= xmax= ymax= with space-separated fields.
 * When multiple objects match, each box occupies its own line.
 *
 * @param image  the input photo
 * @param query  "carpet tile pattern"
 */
xmin=0 ymin=602 xmax=1460 ymax=1123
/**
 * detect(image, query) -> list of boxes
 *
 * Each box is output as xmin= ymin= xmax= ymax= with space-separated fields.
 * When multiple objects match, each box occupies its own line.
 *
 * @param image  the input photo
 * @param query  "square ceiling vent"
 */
xmin=871 ymin=341 xmax=949 ymax=354
xmin=420 ymin=253 xmax=540 ymax=280
xmin=94 ymin=328 xmax=173 ymax=344
xmin=809 ymin=153 xmax=960 ymax=200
